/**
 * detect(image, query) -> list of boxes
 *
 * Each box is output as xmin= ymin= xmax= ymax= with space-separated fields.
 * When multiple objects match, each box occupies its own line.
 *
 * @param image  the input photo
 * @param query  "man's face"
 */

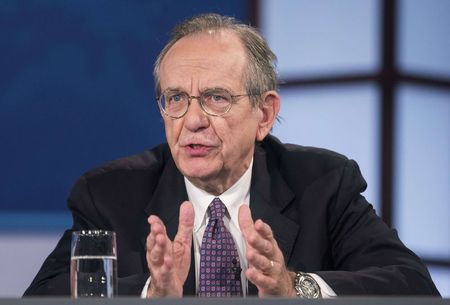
xmin=158 ymin=30 xmax=268 ymax=194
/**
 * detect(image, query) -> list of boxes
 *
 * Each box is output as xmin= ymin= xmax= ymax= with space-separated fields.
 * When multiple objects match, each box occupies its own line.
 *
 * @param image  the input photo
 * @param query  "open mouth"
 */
xmin=184 ymin=143 xmax=212 ymax=156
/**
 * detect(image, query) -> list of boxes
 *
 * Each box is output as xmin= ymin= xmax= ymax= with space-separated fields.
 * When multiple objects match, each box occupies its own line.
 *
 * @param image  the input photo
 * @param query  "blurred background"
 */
xmin=0 ymin=0 xmax=448 ymax=297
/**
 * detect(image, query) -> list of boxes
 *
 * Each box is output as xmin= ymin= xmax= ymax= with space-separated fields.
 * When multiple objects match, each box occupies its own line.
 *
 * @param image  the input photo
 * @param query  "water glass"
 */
xmin=70 ymin=230 xmax=117 ymax=298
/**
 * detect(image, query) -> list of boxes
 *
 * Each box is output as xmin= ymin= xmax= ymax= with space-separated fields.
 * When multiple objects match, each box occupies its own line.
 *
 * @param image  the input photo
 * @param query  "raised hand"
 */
xmin=145 ymin=201 xmax=194 ymax=297
xmin=238 ymin=204 xmax=296 ymax=297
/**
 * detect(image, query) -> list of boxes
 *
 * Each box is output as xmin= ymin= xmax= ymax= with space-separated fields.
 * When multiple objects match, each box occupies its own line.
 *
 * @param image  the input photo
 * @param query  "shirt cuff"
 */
xmin=309 ymin=273 xmax=337 ymax=298
xmin=140 ymin=276 xmax=151 ymax=298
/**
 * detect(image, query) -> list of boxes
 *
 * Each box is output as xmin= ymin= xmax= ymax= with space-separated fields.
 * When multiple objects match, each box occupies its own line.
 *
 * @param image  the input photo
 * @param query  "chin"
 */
xmin=178 ymin=159 xmax=218 ymax=179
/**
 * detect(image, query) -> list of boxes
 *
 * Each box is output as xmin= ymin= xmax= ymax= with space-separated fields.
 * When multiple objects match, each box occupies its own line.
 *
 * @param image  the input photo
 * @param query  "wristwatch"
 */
xmin=294 ymin=272 xmax=322 ymax=298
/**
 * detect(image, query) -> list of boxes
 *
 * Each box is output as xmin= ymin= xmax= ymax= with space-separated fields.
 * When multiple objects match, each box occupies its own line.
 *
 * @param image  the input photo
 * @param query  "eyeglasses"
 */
xmin=157 ymin=88 xmax=258 ymax=119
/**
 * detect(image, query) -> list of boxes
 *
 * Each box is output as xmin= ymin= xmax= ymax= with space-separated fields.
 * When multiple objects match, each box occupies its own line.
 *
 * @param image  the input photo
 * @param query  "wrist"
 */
xmin=288 ymin=271 xmax=298 ymax=297
xmin=147 ymin=283 xmax=183 ymax=298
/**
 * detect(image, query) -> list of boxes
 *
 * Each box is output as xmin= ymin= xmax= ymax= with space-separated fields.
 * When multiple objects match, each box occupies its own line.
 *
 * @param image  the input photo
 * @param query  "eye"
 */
xmin=165 ymin=92 xmax=186 ymax=104
xmin=170 ymin=94 xmax=182 ymax=102
xmin=211 ymin=94 xmax=226 ymax=102
xmin=204 ymin=90 xmax=231 ymax=104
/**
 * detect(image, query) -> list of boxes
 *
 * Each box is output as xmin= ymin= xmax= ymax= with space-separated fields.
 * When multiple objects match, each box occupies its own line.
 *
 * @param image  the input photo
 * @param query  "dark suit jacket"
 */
xmin=24 ymin=135 xmax=439 ymax=296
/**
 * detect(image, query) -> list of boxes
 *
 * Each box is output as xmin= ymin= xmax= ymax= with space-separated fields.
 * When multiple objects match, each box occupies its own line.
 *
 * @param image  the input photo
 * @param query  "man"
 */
xmin=24 ymin=13 xmax=439 ymax=298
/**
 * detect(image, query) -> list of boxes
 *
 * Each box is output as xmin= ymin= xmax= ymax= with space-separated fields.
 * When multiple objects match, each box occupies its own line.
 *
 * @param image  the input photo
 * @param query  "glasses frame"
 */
xmin=157 ymin=88 xmax=259 ymax=119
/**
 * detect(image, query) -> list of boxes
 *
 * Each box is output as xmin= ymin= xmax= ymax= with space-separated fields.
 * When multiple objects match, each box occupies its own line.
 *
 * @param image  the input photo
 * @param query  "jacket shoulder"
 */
xmin=82 ymin=143 xmax=171 ymax=180
xmin=67 ymin=143 xmax=173 ymax=229
xmin=262 ymin=135 xmax=350 ymax=176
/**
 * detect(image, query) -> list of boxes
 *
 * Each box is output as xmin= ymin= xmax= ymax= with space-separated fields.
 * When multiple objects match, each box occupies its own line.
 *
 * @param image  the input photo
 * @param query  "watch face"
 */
xmin=296 ymin=273 xmax=321 ymax=299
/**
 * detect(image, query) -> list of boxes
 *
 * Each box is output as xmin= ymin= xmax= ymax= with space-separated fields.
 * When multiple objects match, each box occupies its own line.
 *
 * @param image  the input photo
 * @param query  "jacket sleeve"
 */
xmin=23 ymin=175 xmax=148 ymax=296
xmin=316 ymin=160 xmax=440 ymax=296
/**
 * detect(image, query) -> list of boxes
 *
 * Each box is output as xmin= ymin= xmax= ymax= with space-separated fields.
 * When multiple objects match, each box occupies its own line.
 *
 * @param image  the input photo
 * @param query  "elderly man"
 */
xmin=25 ymin=13 xmax=439 ymax=298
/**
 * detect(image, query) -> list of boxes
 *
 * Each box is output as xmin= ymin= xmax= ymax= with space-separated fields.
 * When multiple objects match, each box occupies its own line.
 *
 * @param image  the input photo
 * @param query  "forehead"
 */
xmin=159 ymin=30 xmax=248 ymax=91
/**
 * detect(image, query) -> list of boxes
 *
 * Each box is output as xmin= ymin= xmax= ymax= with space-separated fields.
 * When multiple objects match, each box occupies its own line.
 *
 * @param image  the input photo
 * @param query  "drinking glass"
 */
xmin=70 ymin=230 xmax=117 ymax=298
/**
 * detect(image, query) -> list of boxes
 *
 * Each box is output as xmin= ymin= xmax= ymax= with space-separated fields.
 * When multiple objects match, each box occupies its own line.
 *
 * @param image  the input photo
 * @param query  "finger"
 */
xmin=148 ymin=238 xmax=173 ymax=280
xmin=149 ymin=254 xmax=174 ymax=295
xmin=174 ymin=201 xmax=194 ymax=244
xmin=251 ymin=220 xmax=279 ymax=257
xmin=148 ymin=215 xmax=167 ymax=236
xmin=148 ymin=233 xmax=168 ymax=266
xmin=239 ymin=205 xmax=275 ymax=256
xmin=254 ymin=219 xmax=275 ymax=241
xmin=146 ymin=232 xmax=156 ymax=254
xmin=246 ymin=247 xmax=276 ymax=275
xmin=147 ymin=219 xmax=166 ymax=252
xmin=246 ymin=266 xmax=278 ymax=293
xmin=238 ymin=204 xmax=255 ymax=239
xmin=147 ymin=215 xmax=169 ymax=251
xmin=146 ymin=216 xmax=171 ymax=268
xmin=146 ymin=220 xmax=161 ymax=259
xmin=246 ymin=227 xmax=273 ymax=256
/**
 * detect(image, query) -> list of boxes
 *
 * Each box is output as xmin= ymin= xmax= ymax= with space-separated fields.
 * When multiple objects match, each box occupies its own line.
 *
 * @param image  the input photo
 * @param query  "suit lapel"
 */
xmin=247 ymin=143 xmax=300 ymax=296
xmin=143 ymin=157 xmax=187 ymax=239
xmin=139 ymin=157 xmax=196 ymax=296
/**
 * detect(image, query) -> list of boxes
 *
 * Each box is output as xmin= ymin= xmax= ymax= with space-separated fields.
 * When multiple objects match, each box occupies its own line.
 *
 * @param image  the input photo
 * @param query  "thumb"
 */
xmin=238 ymin=204 xmax=254 ymax=238
xmin=175 ymin=201 xmax=195 ymax=244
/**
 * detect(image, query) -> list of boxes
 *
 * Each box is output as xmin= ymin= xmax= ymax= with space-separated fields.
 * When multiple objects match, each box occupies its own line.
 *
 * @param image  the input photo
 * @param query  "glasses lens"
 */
xmin=201 ymin=89 xmax=233 ymax=116
xmin=159 ymin=92 xmax=188 ymax=117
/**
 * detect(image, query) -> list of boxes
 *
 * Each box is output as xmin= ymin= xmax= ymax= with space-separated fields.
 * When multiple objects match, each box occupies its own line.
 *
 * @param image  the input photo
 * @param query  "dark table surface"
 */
xmin=1 ymin=297 xmax=448 ymax=305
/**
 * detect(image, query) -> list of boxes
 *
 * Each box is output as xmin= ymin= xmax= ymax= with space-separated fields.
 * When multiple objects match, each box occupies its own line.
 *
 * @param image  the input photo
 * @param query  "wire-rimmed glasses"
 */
xmin=157 ymin=88 xmax=257 ymax=119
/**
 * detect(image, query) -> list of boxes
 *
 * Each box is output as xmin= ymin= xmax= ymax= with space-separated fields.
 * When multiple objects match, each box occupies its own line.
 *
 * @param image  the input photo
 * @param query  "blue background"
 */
xmin=0 ymin=0 xmax=249 ymax=212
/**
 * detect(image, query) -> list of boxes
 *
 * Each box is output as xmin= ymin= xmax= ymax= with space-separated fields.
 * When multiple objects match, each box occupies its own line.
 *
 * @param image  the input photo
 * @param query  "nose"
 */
xmin=183 ymin=97 xmax=210 ymax=132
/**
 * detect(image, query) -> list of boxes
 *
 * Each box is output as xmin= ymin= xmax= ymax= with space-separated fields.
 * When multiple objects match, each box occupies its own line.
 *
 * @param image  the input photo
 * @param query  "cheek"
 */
xmin=164 ymin=119 xmax=181 ymax=146
xmin=219 ymin=118 xmax=259 ymax=153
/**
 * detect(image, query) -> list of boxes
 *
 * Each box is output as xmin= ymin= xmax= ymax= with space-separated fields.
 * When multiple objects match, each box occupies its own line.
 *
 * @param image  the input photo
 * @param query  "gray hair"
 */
xmin=153 ymin=13 xmax=278 ymax=107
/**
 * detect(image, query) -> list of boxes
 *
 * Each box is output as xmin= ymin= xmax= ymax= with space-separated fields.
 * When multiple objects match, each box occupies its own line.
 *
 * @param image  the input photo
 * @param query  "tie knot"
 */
xmin=209 ymin=198 xmax=226 ymax=220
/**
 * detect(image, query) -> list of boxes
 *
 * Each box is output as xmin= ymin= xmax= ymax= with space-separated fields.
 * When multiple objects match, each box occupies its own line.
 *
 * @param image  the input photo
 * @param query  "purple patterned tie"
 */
xmin=198 ymin=198 xmax=242 ymax=297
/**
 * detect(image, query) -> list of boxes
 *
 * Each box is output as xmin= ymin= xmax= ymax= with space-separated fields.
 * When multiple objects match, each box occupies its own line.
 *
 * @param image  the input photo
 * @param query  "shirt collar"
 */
xmin=185 ymin=158 xmax=253 ymax=232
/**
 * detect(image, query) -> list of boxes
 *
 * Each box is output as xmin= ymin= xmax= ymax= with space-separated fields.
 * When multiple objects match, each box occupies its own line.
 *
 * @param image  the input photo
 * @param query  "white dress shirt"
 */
xmin=142 ymin=158 xmax=336 ymax=297
xmin=186 ymin=158 xmax=253 ymax=295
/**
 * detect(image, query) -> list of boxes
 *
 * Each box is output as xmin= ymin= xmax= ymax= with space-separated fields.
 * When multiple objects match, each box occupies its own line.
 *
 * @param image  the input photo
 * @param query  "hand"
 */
xmin=145 ymin=201 xmax=194 ymax=297
xmin=238 ymin=204 xmax=296 ymax=297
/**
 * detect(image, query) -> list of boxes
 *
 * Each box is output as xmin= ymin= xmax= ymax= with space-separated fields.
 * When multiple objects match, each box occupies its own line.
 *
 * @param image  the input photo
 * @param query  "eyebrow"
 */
xmin=162 ymin=87 xmax=233 ymax=94
xmin=162 ymin=87 xmax=185 ymax=93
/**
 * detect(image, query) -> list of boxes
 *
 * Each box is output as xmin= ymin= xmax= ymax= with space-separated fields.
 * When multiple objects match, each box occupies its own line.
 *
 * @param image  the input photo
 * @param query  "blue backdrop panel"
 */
xmin=0 ymin=0 xmax=249 ymax=212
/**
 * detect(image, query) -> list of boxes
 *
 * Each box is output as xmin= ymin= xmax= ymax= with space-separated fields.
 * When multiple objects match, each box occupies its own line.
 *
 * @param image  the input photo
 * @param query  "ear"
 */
xmin=256 ymin=90 xmax=280 ymax=141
